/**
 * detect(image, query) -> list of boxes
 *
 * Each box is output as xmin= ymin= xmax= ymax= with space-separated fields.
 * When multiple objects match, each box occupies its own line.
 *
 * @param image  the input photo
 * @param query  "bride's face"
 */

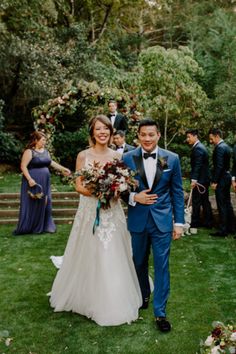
xmin=93 ymin=120 xmax=110 ymax=145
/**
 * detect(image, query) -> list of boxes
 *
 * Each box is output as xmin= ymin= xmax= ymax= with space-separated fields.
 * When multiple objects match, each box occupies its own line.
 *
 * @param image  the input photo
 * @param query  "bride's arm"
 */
xmin=75 ymin=151 xmax=92 ymax=196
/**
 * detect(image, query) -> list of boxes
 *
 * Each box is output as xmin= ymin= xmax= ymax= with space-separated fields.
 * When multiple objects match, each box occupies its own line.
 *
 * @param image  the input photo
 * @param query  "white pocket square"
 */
xmin=163 ymin=169 xmax=171 ymax=172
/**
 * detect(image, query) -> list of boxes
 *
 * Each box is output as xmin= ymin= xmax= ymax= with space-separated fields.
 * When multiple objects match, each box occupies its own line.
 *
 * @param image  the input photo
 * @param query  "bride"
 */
xmin=49 ymin=114 xmax=142 ymax=326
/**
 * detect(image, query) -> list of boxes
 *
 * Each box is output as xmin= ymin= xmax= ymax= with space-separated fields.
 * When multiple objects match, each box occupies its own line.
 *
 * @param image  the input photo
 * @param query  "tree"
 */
xmin=137 ymin=45 xmax=209 ymax=148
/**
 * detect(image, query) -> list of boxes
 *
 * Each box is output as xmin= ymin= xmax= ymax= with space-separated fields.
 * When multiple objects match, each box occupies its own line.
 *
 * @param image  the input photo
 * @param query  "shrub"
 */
xmin=0 ymin=100 xmax=23 ymax=163
xmin=53 ymin=127 xmax=89 ymax=170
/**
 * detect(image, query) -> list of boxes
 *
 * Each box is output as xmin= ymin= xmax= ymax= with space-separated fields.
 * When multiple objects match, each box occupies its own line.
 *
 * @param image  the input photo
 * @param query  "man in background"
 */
xmin=209 ymin=128 xmax=235 ymax=237
xmin=113 ymin=130 xmax=135 ymax=155
xmin=107 ymin=100 xmax=128 ymax=133
xmin=186 ymin=129 xmax=213 ymax=230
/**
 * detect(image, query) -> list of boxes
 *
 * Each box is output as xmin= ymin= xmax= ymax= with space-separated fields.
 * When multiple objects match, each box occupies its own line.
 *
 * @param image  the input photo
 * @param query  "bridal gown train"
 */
xmin=49 ymin=193 xmax=142 ymax=326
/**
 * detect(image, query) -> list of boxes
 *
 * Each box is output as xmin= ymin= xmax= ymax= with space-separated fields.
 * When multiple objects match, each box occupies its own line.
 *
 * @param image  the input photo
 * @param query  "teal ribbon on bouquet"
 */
xmin=93 ymin=199 xmax=101 ymax=234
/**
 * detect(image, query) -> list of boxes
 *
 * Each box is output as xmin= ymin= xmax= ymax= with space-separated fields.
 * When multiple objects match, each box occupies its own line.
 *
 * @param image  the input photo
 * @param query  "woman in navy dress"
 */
xmin=14 ymin=131 xmax=71 ymax=235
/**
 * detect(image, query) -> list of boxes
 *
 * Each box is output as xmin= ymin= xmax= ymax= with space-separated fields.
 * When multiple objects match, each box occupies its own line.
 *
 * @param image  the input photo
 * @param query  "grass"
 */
xmin=0 ymin=227 xmax=235 ymax=354
xmin=0 ymin=171 xmax=74 ymax=193
xmin=0 ymin=173 xmax=235 ymax=353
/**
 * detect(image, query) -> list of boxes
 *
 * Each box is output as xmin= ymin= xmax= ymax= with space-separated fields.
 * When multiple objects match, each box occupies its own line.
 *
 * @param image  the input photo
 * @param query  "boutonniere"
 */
xmin=158 ymin=156 xmax=168 ymax=170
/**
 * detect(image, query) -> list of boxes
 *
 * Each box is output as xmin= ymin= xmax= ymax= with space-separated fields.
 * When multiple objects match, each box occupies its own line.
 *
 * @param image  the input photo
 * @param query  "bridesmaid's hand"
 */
xmin=28 ymin=178 xmax=36 ymax=187
xmin=62 ymin=168 xmax=71 ymax=176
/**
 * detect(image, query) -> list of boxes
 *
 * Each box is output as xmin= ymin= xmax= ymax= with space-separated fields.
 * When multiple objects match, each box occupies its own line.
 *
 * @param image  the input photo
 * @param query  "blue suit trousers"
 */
xmin=131 ymin=212 xmax=172 ymax=318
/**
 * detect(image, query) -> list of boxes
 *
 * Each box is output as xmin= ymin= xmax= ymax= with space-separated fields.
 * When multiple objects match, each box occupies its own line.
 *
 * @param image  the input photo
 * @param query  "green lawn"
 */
xmin=0 ymin=224 xmax=235 ymax=354
xmin=0 ymin=172 xmax=235 ymax=353
xmin=0 ymin=171 xmax=74 ymax=193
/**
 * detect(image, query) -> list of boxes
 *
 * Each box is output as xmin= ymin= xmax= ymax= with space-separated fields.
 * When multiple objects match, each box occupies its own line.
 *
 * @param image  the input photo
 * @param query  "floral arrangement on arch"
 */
xmin=200 ymin=321 xmax=236 ymax=354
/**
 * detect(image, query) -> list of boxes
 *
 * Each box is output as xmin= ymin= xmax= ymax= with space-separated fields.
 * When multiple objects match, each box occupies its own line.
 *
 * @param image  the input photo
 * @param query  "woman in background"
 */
xmin=14 ymin=131 xmax=70 ymax=235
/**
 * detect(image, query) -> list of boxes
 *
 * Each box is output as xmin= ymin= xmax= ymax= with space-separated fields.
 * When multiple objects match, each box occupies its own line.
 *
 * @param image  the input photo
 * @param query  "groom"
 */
xmin=122 ymin=119 xmax=184 ymax=332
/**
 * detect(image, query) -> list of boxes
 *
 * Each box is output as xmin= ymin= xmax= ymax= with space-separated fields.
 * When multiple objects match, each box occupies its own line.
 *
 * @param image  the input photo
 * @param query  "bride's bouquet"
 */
xmin=77 ymin=159 xmax=138 ymax=209
xmin=76 ymin=159 xmax=138 ymax=233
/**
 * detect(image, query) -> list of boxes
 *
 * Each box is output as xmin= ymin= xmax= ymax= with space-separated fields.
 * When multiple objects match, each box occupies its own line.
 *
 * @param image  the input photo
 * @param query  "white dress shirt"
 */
xmin=142 ymin=147 xmax=158 ymax=189
xmin=129 ymin=147 xmax=158 ymax=206
xmin=110 ymin=112 xmax=117 ymax=126
xmin=116 ymin=144 xmax=125 ymax=155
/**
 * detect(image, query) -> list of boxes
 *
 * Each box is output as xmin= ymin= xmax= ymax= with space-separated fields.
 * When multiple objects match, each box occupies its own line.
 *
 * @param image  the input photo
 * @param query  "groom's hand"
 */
xmin=134 ymin=189 xmax=158 ymax=205
xmin=172 ymin=226 xmax=183 ymax=240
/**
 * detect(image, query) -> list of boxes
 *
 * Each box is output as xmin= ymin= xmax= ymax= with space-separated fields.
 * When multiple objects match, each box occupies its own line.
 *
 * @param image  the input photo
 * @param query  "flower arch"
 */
xmin=31 ymin=79 xmax=143 ymax=154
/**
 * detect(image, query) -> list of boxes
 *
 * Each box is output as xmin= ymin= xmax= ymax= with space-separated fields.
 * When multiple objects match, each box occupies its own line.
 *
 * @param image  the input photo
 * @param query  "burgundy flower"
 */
xmin=212 ymin=327 xmax=222 ymax=338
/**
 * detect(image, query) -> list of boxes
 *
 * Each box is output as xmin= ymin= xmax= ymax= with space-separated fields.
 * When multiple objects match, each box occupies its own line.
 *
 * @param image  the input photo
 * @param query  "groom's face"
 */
xmin=138 ymin=125 xmax=161 ymax=153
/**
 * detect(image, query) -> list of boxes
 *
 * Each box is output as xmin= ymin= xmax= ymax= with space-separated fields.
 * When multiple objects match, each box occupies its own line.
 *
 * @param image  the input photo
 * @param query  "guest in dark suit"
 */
xmin=209 ymin=128 xmax=235 ymax=237
xmin=113 ymin=130 xmax=135 ymax=155
xmin=107 ymin=100 xmax=128 ymax=133
xmin=232 ymin=144 xmax=236 ymax=192
xmin=123 ymin=119 xmax=184 ymax=332
xmin=186 ymin=129 xmax=213 ymax=229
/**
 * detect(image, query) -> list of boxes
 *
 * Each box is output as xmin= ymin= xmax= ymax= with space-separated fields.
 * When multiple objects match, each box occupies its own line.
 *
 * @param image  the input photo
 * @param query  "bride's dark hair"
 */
xmin=89 ymin=115 xmax=113 ymax=146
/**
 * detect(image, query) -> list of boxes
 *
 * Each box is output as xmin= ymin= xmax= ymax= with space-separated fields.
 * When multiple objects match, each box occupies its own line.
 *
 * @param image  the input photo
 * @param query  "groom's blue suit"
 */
xmin=123 ymin=146 xmax=184 ymax=318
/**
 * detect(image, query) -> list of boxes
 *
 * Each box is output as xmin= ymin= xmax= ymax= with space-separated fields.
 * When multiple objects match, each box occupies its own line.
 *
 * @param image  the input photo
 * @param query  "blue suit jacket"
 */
xmin=122 ymin=147 xmax=184 ymax=233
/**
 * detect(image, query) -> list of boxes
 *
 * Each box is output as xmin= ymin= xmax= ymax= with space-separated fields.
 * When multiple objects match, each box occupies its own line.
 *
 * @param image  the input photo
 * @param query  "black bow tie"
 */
xmin=143 ymin=152 xmax=156 ymax=159
xmin=116 ymin=146 xmax=124 ymax=149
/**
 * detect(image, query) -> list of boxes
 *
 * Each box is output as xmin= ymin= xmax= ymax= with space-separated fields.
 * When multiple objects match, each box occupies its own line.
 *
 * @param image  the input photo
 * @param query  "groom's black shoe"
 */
xmin=139 ymin=297 xmax=149 ymax=310
xmin=155 ymin=317 xmax=171 ymax=332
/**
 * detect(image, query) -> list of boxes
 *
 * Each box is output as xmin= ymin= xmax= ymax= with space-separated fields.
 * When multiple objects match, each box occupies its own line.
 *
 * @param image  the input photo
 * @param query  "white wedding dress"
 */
xmin=49 ymin=154 xmax=142 ymax=326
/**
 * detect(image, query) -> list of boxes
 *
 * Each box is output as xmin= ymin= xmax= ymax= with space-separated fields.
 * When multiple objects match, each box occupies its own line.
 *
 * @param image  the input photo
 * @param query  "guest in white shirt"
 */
xmin=107 ymin=100 xmax=128 ymax=133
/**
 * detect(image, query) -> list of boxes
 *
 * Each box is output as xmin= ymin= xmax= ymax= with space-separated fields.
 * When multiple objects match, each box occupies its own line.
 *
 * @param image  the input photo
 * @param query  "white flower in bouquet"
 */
xmin=211 ymin=345 xmax=221 ymax=354
xmin=205 ymin=335 xmax=214 ymax=346
xmin=117 ymin=167 xmax=130 ymax=177
xmin=230 ymin=332 xmax=236 ymax=341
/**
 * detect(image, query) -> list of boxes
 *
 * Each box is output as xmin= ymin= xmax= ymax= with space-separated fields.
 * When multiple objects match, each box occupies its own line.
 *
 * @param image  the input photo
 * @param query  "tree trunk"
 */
xmin=164 ymin=110 xmax=168 ymax=149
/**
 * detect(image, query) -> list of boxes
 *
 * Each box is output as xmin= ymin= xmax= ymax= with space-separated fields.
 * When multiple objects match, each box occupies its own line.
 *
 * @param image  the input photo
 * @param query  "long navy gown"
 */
xmin=14 ymin=149 xmax=56 ymax=235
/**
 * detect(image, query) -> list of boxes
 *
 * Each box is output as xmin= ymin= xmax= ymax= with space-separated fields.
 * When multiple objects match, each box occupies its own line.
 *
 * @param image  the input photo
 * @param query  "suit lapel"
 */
xmin=114 ymin=115 xmax=120 ymax=129
xmin=132 ymin=148 xmax=149 ymax=189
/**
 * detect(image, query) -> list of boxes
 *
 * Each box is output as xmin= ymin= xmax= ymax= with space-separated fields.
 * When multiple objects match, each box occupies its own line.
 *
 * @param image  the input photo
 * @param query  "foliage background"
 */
xmin=1 ymin=0 xmax=236 ymax=169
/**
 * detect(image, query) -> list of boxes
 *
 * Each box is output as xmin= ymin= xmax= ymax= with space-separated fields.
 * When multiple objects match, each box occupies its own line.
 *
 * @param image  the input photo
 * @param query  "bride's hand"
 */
xmin=76 ymin=176 xmax=92 ymax=196
xmin=114 ymin=189 xmax=120 ymax=200
xmin=76 ymin=185 xmax=92 ymax=196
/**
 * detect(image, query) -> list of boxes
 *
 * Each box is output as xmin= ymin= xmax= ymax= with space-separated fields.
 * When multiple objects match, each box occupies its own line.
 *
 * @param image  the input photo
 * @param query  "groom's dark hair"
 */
xmin=138 ymin=119 xmax=160 ymax=133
